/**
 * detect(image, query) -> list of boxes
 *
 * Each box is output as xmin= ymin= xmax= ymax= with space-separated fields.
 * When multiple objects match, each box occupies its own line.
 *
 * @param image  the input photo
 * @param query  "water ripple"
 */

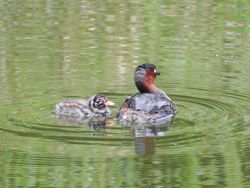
xmin=0 ymin=86 xmax=249 ymax=147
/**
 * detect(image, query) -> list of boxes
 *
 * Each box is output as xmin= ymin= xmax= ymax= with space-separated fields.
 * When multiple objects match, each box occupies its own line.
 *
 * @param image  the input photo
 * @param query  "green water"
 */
xmin=0 ymin=1 xmax=250 ymax=187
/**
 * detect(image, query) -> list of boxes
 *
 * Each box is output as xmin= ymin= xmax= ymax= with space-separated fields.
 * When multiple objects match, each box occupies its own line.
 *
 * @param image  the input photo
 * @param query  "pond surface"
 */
xmin=0 ymin=1 xmax=250 ymax=187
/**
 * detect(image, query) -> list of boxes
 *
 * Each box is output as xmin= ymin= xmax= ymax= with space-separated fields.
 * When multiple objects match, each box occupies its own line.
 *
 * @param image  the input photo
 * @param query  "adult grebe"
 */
xmin=117 ymin=64 xmax=176 ymax=125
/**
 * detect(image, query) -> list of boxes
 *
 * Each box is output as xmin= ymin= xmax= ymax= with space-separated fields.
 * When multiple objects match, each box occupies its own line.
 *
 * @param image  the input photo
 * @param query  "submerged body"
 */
xmin=54 ymin=94 xmax=114 ymax=118
xmin=117 ymin=64 xmax=176 ymax=125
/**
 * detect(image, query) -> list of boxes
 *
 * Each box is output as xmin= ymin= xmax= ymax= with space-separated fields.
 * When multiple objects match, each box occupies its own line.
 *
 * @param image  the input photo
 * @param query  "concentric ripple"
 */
xmin=0 ymin=86 xmax=249 ymax=147
xmin=152 ymin=86 xmax=250 ymax=152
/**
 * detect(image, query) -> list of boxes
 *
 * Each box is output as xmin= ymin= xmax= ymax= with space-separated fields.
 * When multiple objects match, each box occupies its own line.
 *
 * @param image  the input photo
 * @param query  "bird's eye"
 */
xmin=154 ymin=69 xmax=157 ymax=74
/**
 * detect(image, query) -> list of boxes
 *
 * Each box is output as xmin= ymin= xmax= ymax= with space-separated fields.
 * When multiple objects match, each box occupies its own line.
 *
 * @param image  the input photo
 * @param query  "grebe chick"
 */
xmin=54 ymin=94 xmax=114 ymax=118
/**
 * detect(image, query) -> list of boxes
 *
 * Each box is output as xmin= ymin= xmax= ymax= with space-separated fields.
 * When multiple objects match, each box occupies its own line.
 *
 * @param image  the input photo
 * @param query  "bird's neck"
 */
xmin=134 ymin=72 xmax=157 ymax=93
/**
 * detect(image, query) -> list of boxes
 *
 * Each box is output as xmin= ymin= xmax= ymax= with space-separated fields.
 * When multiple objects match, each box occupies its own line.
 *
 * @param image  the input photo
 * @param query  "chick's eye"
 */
xmin=98 ymin=98 xmax=106 ymax=106
xmin=154 ymin=69 xmax=157 ymax=73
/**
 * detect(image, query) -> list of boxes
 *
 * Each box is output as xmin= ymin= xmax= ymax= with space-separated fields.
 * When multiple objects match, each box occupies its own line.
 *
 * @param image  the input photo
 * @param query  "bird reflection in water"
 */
xmin=132 ymin=123 xmax=170 ymax=156
xmin=54 ymin=114 xmax=113 ymax=131
xmin=55 ymin=114 xmax=173 ymax=156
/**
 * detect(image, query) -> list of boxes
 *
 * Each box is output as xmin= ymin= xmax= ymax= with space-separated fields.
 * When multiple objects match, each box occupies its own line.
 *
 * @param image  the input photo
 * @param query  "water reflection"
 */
xmin=133 ymin=124 xmax=169 ymax=156
xmin=55 ymin=113 xmax=171 ymax=156
xmin=54 ymin=114 xmax=115 ymax=132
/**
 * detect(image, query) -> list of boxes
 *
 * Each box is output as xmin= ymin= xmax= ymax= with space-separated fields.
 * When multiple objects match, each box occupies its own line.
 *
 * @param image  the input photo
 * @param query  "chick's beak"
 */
xmin=105 ymin=100 xmax=115 ymax=107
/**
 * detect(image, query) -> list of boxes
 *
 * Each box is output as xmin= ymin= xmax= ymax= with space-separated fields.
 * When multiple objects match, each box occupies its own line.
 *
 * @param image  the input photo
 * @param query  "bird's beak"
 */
xmin=105 ymin=100 xmax=115 ymax=107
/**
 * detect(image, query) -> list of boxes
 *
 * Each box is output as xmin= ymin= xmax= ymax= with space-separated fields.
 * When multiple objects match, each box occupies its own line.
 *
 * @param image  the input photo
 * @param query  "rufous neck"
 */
xmin=134 ymin=71 xmax=157 ymax=93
